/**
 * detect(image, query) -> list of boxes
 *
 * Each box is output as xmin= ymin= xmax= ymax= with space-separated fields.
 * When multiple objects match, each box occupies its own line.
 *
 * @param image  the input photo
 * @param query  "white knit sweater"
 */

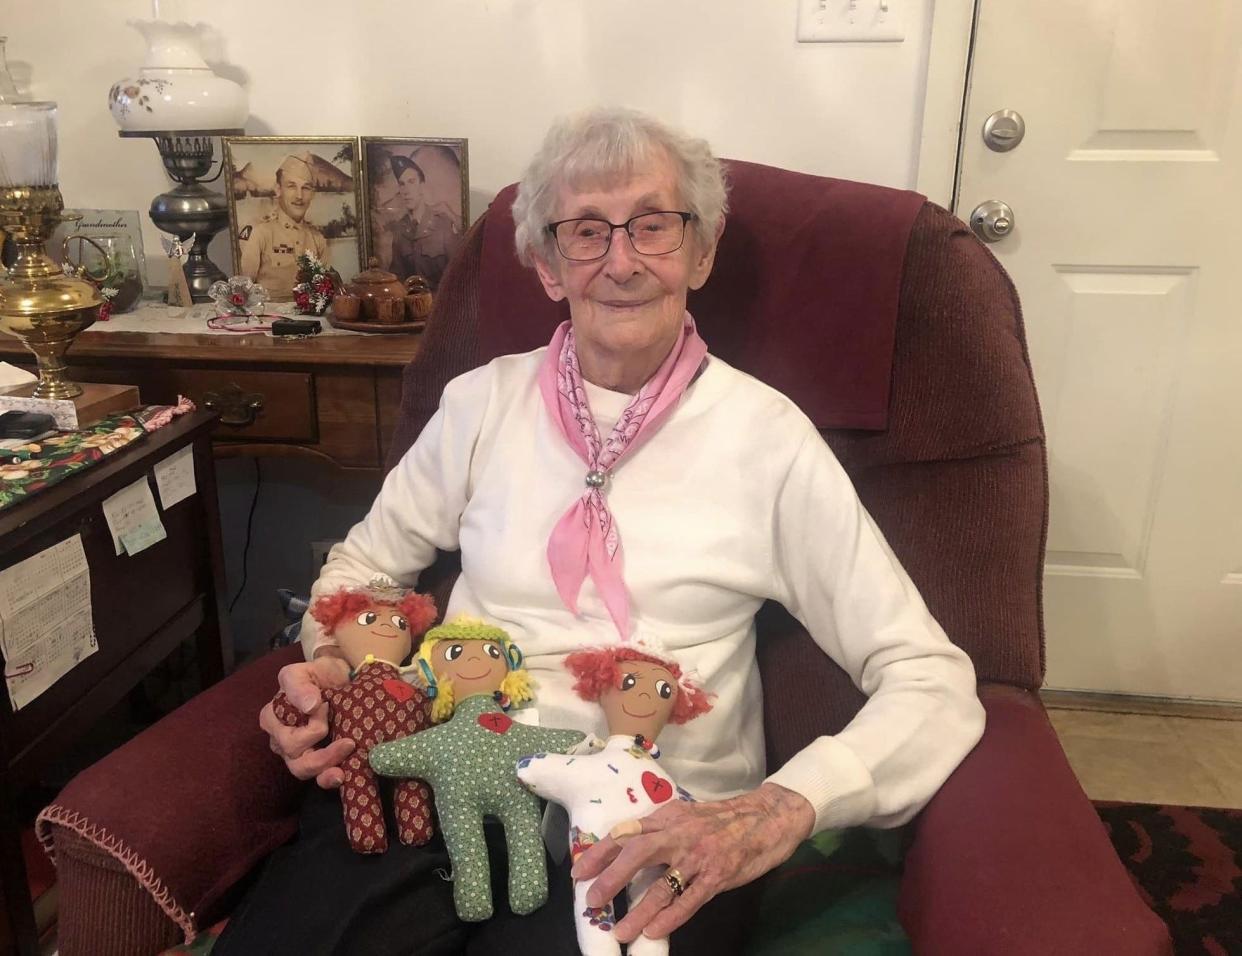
xmin=303 ymin=348 xmax=985 ymax=834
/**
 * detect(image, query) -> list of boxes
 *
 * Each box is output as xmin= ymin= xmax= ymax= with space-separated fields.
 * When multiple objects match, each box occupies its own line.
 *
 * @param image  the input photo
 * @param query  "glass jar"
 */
xmin=66 ymin=234 xmax=144 ymax=313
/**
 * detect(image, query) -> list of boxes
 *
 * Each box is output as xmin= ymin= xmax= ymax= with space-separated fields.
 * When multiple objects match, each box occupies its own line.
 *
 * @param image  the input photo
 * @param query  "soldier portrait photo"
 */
xmin=224 ymin=137 xmax=364 ymax=300
xmin=361 ymin=137 xmax=469 ymax=291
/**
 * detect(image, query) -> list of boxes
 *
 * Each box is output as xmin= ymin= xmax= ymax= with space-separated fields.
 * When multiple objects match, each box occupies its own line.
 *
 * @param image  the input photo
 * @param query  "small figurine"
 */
xmin=270 ymin=585 xmax=437 ymax=854
xmin=515 ymin=642 xmax=713 ymax=956
xmin=160 ymin=231 xmax=195 ymax=307
xmin=369 ymin=617 xmax=586 ymax=921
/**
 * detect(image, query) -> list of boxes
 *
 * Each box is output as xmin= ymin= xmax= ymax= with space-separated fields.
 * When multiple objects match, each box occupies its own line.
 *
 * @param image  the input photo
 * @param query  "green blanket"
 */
xmin=745 ymin=828 xmax=909 ymax=955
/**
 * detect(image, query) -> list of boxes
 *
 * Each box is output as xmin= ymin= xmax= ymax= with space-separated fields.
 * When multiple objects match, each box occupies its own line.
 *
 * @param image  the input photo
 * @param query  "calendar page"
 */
xmin=0 ymin=534 xmax=97 ymax=711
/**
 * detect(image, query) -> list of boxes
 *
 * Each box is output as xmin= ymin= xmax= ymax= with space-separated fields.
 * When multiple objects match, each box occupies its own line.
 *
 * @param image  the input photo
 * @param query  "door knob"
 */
xmin=969 ymin=200 xmax=1015 ymax=243
xmin=983 ymin=109 xmax=1026 ymax=152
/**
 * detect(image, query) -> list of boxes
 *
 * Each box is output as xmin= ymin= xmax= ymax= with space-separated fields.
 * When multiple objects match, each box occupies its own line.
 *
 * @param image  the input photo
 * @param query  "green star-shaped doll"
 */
xmin=369 ymin=618 xmax=584 ymax=921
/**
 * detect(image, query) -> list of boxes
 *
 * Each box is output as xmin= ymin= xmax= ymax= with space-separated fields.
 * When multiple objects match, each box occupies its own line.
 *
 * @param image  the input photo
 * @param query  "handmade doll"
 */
xmin=270 ymin=585 xmax=437 ymax=854
xmin=515 ymin=642 xmax=713 ymax=956
xmin=369 ymin=616 xmax=586 ymax=921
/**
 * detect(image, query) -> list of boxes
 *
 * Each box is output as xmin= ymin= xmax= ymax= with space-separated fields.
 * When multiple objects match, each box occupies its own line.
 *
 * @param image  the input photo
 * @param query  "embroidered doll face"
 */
xmin=334 ymin=600 xmax=414 ymax=667
xmin=599 ymin=659 xmax=679 ymax=742
xmin=431 ymin=638 xmax=510 ymax=702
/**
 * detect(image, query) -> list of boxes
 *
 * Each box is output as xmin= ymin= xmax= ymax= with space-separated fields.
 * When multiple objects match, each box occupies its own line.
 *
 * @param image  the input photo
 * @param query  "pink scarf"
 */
xmin=538 ymin=313 xmax=708 ymax=639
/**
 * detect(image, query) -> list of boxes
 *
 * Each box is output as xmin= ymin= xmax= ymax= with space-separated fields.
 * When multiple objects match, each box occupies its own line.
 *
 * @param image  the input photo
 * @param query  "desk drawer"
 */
xmin=74 ymin=366 xmax=317 ymax=442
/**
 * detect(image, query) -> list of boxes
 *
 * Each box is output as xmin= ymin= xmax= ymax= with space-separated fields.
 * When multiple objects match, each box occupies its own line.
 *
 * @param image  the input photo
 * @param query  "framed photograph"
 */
xmin=360 ymin=137 xmax=469 ymax=291
xmin=223 ymin=136 xmax=364 ymax=300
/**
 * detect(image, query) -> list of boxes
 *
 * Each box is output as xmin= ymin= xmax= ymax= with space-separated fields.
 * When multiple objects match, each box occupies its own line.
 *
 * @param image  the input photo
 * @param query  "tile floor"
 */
xmin=1046 ymin=706 xmax=1242 ymax=809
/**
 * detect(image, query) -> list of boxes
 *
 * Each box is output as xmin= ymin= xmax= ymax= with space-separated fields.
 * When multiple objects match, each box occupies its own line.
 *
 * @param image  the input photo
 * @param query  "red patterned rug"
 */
xmin=1096 ymin=802 xmax=1242 ymax=956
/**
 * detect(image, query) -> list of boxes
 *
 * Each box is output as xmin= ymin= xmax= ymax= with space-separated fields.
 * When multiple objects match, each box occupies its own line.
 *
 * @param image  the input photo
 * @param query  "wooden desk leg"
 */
xmin=0 ymin=781 xmax=38 ymax=956
xmin=194 ymin=432 xmax=233 ymax=687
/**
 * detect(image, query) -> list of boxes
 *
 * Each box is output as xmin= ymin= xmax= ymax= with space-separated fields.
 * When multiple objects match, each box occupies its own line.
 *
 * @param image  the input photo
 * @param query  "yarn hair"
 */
xmin=417 ymin=617 xmax=534 ymax=722
xmin=563 ymin=646 xmax=713 ymax=725
xmin=310 ymin=587 xmax=438 ymax=639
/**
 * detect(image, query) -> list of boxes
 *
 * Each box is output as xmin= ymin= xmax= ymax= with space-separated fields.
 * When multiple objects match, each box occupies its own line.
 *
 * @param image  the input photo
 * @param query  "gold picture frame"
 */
xmin=359 ymin=137 xmax=469 ymax=291
xmin=222 ymin=135 xmax=365 ymax=300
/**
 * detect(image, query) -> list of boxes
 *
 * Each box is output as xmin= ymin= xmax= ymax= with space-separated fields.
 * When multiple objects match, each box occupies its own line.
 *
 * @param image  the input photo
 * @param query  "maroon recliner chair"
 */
xmin=37 ymin=161 xmax=1171 ymax=955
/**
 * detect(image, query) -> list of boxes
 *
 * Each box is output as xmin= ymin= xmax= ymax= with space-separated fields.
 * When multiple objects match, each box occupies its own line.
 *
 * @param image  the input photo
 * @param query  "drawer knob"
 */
xmin=203 ymin=384 xmax=264 ymax=427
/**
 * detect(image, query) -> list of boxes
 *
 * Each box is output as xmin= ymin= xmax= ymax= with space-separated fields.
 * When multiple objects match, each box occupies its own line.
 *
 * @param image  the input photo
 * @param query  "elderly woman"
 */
xmin=230 ymin=108 xmax=984 ymax=955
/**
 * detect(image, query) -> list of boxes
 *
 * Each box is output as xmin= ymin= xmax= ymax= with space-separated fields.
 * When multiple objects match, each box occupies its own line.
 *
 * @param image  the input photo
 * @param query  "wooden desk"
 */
xmin=0 ymin=412 xmax=230 ymax=956
xmin=0 ymin=328 xmax=421 ymax=473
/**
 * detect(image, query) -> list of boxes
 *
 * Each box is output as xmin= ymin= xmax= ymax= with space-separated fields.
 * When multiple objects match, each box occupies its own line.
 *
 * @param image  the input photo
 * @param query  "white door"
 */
xmin=955 ymin=0 xmax=1242 ymax=701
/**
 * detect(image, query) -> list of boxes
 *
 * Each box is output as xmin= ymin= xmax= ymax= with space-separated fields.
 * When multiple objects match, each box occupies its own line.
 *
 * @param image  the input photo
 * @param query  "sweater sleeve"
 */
xmin=763 ymin=428 xmax=986 ymax=834
xmin=299 ymin=366 xmax=490 ymax=660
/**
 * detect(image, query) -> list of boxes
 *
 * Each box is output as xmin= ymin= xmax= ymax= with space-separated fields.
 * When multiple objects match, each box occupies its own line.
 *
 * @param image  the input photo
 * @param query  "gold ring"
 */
xmin=664 ymin=867 xmax=687 ymax=897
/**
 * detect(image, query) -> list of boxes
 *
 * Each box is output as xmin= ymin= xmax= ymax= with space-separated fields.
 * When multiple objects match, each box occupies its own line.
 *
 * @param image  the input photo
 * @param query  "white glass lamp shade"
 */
xmin=0 ymin=101 xmax=57 ymax=187
xmin=108 ymin=20 xmax=247 ymax=132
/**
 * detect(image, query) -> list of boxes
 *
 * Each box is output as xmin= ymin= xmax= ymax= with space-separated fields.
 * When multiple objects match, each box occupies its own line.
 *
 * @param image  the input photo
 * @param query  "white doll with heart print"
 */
xmin=515 ymin=641 xmax=713 ymax=956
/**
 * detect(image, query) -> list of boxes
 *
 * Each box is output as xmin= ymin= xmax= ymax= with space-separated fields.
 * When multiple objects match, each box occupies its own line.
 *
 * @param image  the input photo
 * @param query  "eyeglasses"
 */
xmin=546 ymin=211 xmax=695 ymax=261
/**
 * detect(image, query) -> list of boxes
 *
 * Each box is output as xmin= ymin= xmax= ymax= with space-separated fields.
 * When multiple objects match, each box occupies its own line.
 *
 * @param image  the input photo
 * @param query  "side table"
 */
xmin=0 ymin=411 xmax=230 ymax=955
xmin=0 ymin=319 xmax=421 ymax=473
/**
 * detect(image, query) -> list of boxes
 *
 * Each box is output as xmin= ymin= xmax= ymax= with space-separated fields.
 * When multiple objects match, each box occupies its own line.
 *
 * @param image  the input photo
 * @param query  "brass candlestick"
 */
xmin=0 ymin=184 xmax=104 ymax=399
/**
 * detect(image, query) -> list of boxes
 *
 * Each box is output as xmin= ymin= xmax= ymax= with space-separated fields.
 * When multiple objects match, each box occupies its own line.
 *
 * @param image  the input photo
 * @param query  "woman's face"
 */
xmin=532 ymin=150 xmax=720 ymax=383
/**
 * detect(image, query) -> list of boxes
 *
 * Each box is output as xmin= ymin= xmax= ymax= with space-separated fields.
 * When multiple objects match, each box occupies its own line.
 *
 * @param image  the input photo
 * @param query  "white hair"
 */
xmin=512 ymin=107 xmax=729 ymax=267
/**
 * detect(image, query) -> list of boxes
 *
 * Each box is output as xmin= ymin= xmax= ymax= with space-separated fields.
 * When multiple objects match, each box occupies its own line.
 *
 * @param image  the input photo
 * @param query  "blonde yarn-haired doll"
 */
xmin=369 ymin=616 xmax=586 ymax=921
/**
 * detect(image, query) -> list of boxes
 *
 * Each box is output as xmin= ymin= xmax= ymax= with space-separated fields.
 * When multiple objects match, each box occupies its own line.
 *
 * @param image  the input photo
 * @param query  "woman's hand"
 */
xmin=571 ymin=782 xmax=815 ymax=943
xmin=258 ymin=655 xmax=354 ymax=788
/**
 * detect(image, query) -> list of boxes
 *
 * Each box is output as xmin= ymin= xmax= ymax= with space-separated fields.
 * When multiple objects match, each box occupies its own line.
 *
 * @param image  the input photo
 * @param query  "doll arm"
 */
xmin=514 ymin=752 xmax=582 ymax=805
xmin=270 ymin=691 xmax=310 ymax=728
xmin=369 ymin=730 xmax=433 ymax=782
xmin=522 ymin=726 xmax=587 ymax=755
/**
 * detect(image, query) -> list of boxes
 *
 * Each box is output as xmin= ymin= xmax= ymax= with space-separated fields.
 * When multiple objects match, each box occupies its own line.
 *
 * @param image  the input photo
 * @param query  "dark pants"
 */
xmin=216 ymin=785 xmax=761 ymax=955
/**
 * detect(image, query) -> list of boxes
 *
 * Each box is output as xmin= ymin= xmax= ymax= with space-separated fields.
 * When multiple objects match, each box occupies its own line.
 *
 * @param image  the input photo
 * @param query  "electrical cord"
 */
xmin=229 ymin=458 xmax=262 ymax=612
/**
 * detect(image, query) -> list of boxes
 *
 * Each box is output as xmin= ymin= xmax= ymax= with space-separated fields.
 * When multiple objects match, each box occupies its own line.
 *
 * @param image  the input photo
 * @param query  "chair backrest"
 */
xmin=391 ymin=161 xmax=1047 ymax=772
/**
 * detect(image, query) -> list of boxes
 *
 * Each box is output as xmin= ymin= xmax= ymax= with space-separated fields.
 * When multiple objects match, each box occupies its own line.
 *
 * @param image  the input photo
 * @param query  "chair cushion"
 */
xmin=825 ymin=204 xmax=1044 ymax=471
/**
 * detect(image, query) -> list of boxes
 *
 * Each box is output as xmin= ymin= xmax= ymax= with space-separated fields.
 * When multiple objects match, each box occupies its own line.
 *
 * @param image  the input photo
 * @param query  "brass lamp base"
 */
xmin=0 ymin=185 xmax=104 ymax=400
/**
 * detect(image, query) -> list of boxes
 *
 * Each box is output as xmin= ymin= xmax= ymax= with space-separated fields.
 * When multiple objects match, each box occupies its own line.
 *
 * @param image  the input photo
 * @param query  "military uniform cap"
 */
xmin=390 ymin=154 xmax=425 ymax=183
xmin=277 ymin=152 xmax=315 ymax=182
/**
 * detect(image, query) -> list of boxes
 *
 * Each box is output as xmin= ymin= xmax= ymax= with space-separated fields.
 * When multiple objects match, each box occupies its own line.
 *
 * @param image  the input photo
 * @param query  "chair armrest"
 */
xmin=898 ymin=683 xmax=1172 ymax=956
xmin=37 ymin=645 xmax=307 ymax=947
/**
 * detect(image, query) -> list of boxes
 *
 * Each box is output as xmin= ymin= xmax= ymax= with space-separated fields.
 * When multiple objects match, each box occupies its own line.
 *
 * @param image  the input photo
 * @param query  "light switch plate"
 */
xmin=796 ymin=0 xmax=905 ymax=43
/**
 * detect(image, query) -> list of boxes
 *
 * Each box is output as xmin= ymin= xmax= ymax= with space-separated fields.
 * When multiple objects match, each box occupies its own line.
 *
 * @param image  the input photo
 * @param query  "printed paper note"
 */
xmin=0 ymin=534 xmax=97 ymax=711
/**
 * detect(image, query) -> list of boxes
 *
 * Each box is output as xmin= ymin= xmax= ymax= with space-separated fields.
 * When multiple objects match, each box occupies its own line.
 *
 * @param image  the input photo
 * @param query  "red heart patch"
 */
xmin=382 ymin=678 xmax=414 ymax=703
xmin=642 ymin=771 xmax=673 ymax=804
xmin=478 ymin=713 xmax=513 ymax=734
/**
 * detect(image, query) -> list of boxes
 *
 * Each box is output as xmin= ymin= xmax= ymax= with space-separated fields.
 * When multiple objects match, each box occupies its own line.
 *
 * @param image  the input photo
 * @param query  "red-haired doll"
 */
xmin=271 ymin=586 xmax=437 ymax=854
xmin=516 ymin=641 xmax=713 ymax=956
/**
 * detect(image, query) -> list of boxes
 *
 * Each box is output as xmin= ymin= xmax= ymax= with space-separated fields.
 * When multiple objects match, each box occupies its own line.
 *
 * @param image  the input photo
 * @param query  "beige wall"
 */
xmin=5 ymin=0 xmax=934 ymax=282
